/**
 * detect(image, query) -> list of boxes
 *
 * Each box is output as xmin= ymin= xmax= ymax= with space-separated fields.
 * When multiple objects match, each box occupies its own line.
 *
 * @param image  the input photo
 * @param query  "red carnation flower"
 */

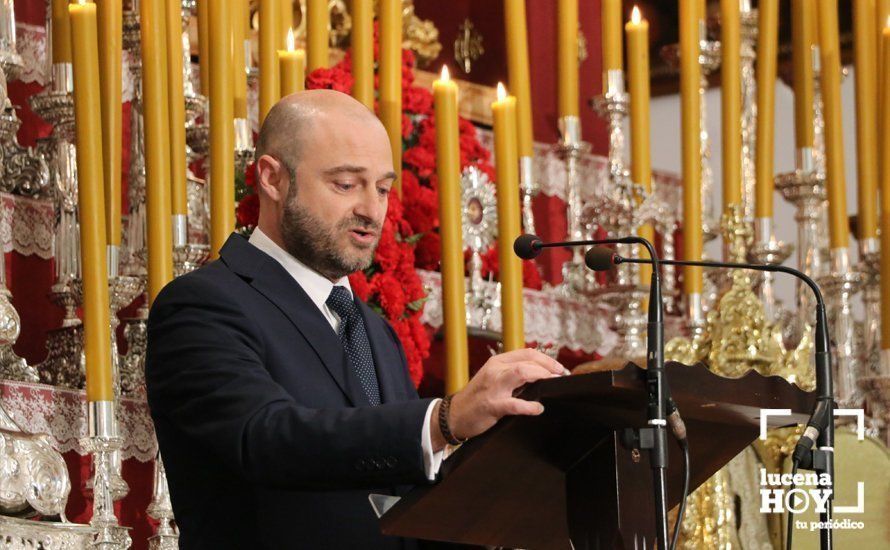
xmin=374 ymin=272 xmax=407 ymax=318
xmin=306 ymin=66 xmax=354 ymax=94
xmin=348 ymin=272 xmax=372 ymax=301
xmin=235 ymin=193 xmax=259 ymax=228
xmin=244 ymin=161 xmax=257 ymax=189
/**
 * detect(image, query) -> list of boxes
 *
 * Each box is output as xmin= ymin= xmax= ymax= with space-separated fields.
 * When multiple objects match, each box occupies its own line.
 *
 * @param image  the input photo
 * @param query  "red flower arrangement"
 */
xmin=234 ymin=23 xmax=543 ymax=385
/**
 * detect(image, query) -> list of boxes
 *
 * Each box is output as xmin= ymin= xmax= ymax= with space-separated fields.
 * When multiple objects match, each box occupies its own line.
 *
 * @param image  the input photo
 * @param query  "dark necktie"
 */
xmin=325 ymin=286 xmax=381 ymax=406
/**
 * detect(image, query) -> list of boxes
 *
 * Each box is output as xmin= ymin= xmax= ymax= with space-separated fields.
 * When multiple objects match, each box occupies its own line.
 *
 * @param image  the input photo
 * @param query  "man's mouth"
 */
xmin=349 ymin=228 xmax=378 ymax=244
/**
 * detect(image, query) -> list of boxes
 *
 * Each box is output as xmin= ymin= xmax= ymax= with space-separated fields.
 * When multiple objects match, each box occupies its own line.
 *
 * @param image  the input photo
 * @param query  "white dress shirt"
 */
xmin=248 ymin=228 xmax=444 ymax=480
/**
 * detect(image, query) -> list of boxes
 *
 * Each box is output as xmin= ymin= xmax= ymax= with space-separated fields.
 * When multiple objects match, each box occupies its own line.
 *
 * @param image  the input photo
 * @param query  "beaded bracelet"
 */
xmin=438 ymin=394 xmax=467 ymax=446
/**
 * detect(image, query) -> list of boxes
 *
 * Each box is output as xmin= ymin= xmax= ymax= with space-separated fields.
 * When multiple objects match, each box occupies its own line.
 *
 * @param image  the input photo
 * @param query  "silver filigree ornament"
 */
xmin=461 ymin=166 xmax=499 ymax=331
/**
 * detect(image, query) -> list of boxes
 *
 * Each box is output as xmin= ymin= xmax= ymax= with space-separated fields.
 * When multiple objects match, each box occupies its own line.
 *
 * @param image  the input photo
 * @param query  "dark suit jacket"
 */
xmin=146 ymin=233 xmax=436 ymax=549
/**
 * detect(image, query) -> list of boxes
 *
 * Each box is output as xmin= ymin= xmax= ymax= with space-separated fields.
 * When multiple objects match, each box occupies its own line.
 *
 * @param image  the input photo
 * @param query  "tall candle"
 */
xmin=557 ymin=0 xmax=579 ymax=117
xmin=818 ymin=0 xmax=851 ymax=249
xmin=70 ymin=0 xmax=113 ymax=402
xmin=853 ymin=0 xmax=879 ymax=240
xmin=755 ymin=0 xmax=778 ymax=219
xmin=96 ymin=0 xmax=121 ymax=246
xmin=504 ymin=0 xmax=534 ymax=157
xmin=279 ymin=29 xmax=305 ymax=96
xmin=258 ymin=0 xmax=279 ymax=123
xmin=351 ymin=0 xmax=374 ymax=108
xmin=52 ymin=0 xmax=73 ymax=64
xmin=721 ymin=0 xmax=741 ymax=209
xmin=680 ymin=0 xmax=702 ymax=294
xmin=197 ymin=0 xmax=210 ymax=95
xmin=306 ymin=0 xmax=329 ymax=71
xmin=879 ymin=20 xmax=890 ymax=357
xmin=626 ymin=6 xmax=653 ymax=285
xmin=140 ymin=0 xmax=174 ymax=303
xmin=165 ymin=0 xmax=188 ymax=218
xmin=232 ymin=0 xmax=249 ymax=118
xmin=209 ymin=0 xmax=234 ymax=258
xmin=879 ymin=0 xmax=890 ymax=187
xmin=492 ymin=83 xmax=525 ymax=352
xmin=433 ymin=66 xmax=469 ymax=394
xmin=601 ymin=0 xmax=623 ymax=74
xmin=792 ymin=0 xmax=816 ymax=149
xmin=379 ymin=0 xmax=402 ymax=185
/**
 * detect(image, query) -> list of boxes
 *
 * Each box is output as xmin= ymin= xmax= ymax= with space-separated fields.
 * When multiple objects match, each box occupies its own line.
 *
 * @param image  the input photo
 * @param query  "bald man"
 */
xmin=146 ymin=90 xmax=566 ymax=549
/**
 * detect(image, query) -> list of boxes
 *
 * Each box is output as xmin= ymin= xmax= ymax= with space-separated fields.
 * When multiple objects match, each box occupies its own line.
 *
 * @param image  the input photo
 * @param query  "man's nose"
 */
xmin=353 ymin=186 xmax=384 ymax=222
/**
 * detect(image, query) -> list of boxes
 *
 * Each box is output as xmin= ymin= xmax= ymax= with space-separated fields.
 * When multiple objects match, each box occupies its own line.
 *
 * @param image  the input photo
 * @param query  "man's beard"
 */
xmin=279 ymin=186 xmax=381 ymax=280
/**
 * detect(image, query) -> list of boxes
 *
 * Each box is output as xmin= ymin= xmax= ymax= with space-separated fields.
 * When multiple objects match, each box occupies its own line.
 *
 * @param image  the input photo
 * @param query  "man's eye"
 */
xmin=334 ymin=181 xmax=354 ymax=191
xmin=378 ymin=186 xmax=391 ymax=197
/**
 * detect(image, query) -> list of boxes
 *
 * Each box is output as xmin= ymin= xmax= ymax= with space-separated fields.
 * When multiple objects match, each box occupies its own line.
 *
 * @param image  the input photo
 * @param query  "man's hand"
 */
xmin=430 ymin=348 xmax=569 ymax=451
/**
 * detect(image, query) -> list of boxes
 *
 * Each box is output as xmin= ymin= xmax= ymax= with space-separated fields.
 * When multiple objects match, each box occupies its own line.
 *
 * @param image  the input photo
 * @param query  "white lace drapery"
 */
xmin=476 ymin=129 xmax=682 ymax=202
xmin=418 ymin=269 xmax=617 ymax=356
xmin=0 ymin=381 xmax=157 ymax=462
xmin=0 ymin=192 xmax=54 ymax=259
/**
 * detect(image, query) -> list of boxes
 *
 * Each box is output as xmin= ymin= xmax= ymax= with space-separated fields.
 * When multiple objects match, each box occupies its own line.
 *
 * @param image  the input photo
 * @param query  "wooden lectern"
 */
xmin=376 ymin=362 xmax=815 ymax=550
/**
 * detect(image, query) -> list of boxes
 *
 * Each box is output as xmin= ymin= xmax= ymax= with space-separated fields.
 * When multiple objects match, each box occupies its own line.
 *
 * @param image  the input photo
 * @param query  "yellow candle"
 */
xmin=96 ymin=0 xmax=121 ymax=246
xmin=755 ymin=0 xmax=778 ymax=219
xmin=680 ymin=0 xmax=702 ymax=294
xmin=306 ymin=0 xmax=329 ymax=71
xmin=818 ymin=0 xmax=851 ymax=249
xmin=279 ymin=0 xmax=292 ymax=49
xmin=70 ymin=0 xmax=113 ymax=402
xmin=626 ymin=6 xmax=653 ymax=285
xmin=879 ymin=21 xmax=890 ymax=350
xmin=601 ymin=0 xmax=623 ymax=73
xmin=504 ymin=0 xmax=534 ymax=157
xmin=52 ymin=0 xmax=73 ymax=64
xmin=879 ymin=1 xmax=890 ymax=186
xmin=492 ymin=83 xmax=525 ymax=352
xmin=433 ymin=66 xmax=469 ymax=393
xmin=140 ymin=0 xmax=174 ymax=303
xmin=853 ymin=0 xmax=879 ymax=239
xmin=279 ymin=30 xmax=305 ymax=96
xmin=351 ymin=0 xmax=374 ymax=108
xmin=232 ymin=0 xmax=249 ymax=118
xmin=720 ymin=0 xmax=741 ymax=209
xmin=379 ymin=0 xmax=402 ymax=185
xmin=209 ymin=0 xmax=235 ymax=258
xmin=197 ymin=0 xmax=210 ymax=96
xmin=792 ymin=0 xmax=816 ymax=149
xmin=259 ymin=0 xmax=279 ymax=123
xmin=165 ymin=0 xmax=188 ymax=218
xmin=557 ymin=0 xmax=579 ymax=117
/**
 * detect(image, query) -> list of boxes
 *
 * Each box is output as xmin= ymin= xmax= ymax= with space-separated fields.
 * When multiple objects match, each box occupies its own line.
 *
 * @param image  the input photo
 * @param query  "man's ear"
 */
xmin=256 ymin=155 xmax=288 ymax=203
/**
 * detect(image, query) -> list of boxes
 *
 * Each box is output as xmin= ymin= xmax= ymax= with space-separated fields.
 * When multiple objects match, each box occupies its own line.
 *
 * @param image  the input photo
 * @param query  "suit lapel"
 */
xmin=357 ymin=300 xmax=403 ymax=404
xmin=219 ymin=234 xmax=371 ymax=408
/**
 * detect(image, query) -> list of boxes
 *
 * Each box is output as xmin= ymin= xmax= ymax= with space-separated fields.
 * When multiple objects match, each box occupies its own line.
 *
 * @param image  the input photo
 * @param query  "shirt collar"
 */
xmin=248 ymin=227 xmax=352 ymax=311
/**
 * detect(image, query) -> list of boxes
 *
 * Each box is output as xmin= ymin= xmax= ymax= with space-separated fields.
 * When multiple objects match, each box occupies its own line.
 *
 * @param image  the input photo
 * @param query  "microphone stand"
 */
xmin=514 ymin=235 xmax=672 ymax=550
xmin=612 ymin=255 xmax=835 ymax=550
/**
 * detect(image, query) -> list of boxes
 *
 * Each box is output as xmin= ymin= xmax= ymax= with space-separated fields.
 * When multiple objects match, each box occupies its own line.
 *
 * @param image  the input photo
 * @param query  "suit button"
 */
xmin=384 ymin=456 xmax=397 ymax=468
xmin=371 ymin=457 xmax=383 ymax=470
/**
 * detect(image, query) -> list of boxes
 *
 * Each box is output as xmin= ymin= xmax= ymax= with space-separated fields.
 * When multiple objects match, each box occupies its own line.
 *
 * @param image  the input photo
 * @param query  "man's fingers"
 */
xmin=500 ymin=397 xmax=545 ymax=416
xmin=497 ymin=348 xmax=569 ymax=376
xmin=504 ymin=362 xmax=561 ymax=387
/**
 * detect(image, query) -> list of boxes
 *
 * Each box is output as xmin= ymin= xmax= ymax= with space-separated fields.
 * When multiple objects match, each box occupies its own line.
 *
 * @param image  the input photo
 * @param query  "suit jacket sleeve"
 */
xmin=146 ymin=274 xmax=435 ymax=491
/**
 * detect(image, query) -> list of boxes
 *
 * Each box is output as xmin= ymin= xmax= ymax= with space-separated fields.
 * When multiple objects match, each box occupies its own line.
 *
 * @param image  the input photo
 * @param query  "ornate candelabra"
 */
xmin=860 ymin=251 xmax=880 ymax=375
xmin=588 ymin=70 xmax=650 ymax=357
xmin=738 ymin=7 xmax=758 ymax=228
xmin=519 ymin=155 xmax=537 ymax=235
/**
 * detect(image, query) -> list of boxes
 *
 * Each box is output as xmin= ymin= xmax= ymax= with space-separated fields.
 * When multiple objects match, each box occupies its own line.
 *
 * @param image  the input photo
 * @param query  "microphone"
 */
xmin=585 ymin=249 xmax=835 ymax=474
xmin=513 ymin=234 xmax=543 ymax=259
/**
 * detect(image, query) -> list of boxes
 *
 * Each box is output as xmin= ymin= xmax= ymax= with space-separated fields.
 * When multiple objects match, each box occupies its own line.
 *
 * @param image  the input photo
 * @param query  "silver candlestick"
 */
xmin=818 ymin=248 xmax=864 ymax=408
xmin=738 ymin=7 xmax=758 ymax=228
xmin=173 ymin=243 xmax=210 ymax=278
xmin=146 ymin=454 xmax=178 ymax=549
xmin=519 ymin=156 xmax=537 ymax=234
xmin=748 ymin=218 xmax=792 ymax=323
xmin=859 ymin=246 xmax=880 ymax=375
xmin=555 ymin=115 xmax=593 ymax=295
xmin=80 ymin=401 xmax=131 ymax=549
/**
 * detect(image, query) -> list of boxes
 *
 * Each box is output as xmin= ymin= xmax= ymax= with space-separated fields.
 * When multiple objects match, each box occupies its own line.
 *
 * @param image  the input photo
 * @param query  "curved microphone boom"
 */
xmin=585 ymin=247 xmax=836 ymax=550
